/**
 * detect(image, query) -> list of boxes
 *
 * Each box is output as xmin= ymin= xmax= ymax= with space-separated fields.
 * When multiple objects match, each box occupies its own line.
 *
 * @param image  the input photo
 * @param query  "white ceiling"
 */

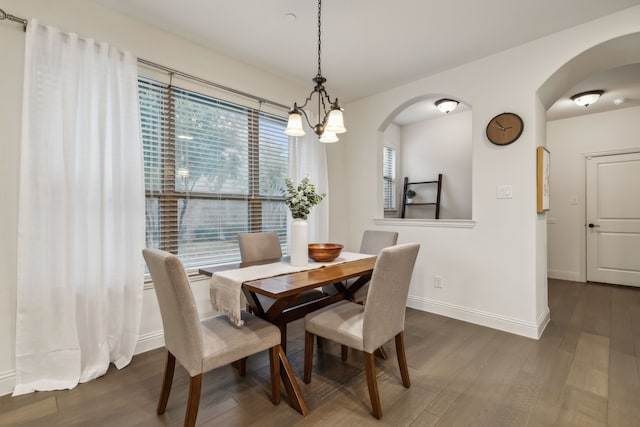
xmin=94 ymin=0 xmax=640 ymax=123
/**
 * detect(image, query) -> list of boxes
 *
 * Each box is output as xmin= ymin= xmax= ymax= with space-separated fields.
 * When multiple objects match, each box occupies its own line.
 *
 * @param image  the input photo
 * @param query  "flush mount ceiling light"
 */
xmin=612 ymin=97 xmax=626 ymax=105
xmin=284 ymin=0 xmax=345 ymax=143
xmin=570 ymin=90 xmax=604 ymax=107
xmin=435 ymin=98 xmax=459 ymax=114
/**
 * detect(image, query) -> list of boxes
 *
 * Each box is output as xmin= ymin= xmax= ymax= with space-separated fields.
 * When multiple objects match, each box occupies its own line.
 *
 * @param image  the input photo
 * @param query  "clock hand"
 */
xmin=495 ymin=120 xmax=506 ymax=129
xmin=504 ymin=126 xmax=513 ymax=130
xmin=492 ymin=123 xmax=505 ymax=131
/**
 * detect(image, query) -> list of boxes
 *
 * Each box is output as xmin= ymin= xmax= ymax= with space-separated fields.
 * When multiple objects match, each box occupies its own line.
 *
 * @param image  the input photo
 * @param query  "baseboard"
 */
xmin=0 ymin=369 xmax=15 ymax=397
xmin=548 ymin=269 xmax=581 ymax=282
xmin=133 ymin=330 xmax=165 ymax=355
xmin=536 ymin=306 xmax=551 ymax=339
xmin=0 ymin=331 xmax=166 ymax=397
xmin=407 ymin=296 xmax=543 ymax=339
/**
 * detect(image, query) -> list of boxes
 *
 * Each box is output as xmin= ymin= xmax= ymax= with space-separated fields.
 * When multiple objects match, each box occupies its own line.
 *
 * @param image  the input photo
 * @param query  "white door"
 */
xmin=586 ymin=152 xmax=640 ymax=286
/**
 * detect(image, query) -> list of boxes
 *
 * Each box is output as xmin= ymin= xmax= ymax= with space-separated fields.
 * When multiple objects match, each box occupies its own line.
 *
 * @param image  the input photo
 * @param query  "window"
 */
xmin=383 ymin=146 xmax=396 ymax=209
xmin=139 ymin=78 xmax=289 ymax=271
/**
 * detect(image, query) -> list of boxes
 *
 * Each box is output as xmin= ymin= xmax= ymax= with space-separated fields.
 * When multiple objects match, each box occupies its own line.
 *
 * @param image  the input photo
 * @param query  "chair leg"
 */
xmin=269 ymin=346 xmax=281 ymax=405
xmin=341 ymin=345 xmax=348 ymax=361
xmin=157 ymin=351 xmax=176 ymax=414
xmin=364 ymin=352 xmax=382 ymax=419
xmin=184 ymin=374 xmax=202 ymax=427
xmin=395 ymin=332 xmax=411 ymax=388
xmin=374 ymin=346 xmax=388 ymax=360
xmin=231 ymin=358 xmax=247 ymax=376
xmin=304 ymin=331 xmax=315 ymax=384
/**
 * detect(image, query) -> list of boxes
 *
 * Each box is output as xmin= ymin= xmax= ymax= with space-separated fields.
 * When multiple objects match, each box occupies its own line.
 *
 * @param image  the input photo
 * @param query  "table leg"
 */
xmin=278 ymin=345 xmax=309 ymax=415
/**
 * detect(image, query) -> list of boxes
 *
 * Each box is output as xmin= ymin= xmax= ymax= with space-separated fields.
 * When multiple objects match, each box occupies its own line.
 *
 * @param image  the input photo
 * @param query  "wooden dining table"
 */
xmin=198 ymin=254 xmax=376 ymax=416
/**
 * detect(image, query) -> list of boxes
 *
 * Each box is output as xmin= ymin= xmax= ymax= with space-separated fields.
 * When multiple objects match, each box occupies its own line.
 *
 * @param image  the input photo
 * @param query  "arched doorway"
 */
xmin=538 ymin=32 xmax=640 ymax=286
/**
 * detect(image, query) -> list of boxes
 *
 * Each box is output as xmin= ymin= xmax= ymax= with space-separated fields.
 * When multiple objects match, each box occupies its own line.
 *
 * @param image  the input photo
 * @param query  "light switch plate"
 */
xmin=497 ymin=185 xmax=513 ymax=199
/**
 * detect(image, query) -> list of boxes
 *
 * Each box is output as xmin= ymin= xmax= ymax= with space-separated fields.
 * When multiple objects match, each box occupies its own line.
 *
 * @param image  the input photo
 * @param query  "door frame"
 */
xmin=579 ymin=148 xmax=640 ymax=282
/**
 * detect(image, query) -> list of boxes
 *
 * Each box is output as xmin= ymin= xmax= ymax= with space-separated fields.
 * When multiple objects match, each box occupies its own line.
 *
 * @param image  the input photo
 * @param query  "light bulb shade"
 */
xmin=571 ymin=90 xmax=604 ymax=107
xmin=319 ymin=130 xmax=339 ymax=143
xmin=285 ymin=112 xmax=306 ymax=136
xmin=435 ymin=98 xmax=459 ymax=114
xmin=325 ymin=108 xmax=346 ymax=133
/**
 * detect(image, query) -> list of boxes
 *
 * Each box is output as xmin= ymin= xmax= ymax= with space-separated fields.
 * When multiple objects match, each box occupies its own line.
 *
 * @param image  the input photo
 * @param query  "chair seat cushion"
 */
xmin=305 ymin=301 xmax=365 ymax=351
xmin=200 ymin=311 xmax=280 ymax=373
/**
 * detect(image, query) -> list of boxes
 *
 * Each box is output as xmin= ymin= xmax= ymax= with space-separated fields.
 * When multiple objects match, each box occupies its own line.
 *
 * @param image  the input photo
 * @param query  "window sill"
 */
xmin=373 ymin=218 xmax=476 ymax=228
xmin=144 ymin=271 xmax=211 ymax=290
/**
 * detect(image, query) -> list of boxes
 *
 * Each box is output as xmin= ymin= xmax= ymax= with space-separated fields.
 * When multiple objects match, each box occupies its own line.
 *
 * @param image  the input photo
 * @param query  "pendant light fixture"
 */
xmin=284 ymin=0 xmax=346 ymax=143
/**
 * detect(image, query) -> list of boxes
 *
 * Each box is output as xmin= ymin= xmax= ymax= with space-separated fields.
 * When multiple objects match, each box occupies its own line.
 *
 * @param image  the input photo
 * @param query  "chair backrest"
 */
xmin=360 ymin=230 xmax=398 ymax=255
xmin=143 ymin=248 xmax=204 ymax=376
xmin=238 ymin=232 xmax=282 ymax=262
xmin=362 ymin=243 xmax=420 ymax=353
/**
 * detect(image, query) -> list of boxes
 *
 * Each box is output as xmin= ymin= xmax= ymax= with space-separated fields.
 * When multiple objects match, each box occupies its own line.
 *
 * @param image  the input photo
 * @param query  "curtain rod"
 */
xmin=137 ymin=59 xmax=289 ymax=111
xmin=0 ymin=7 xmax=27 ymax=30
xmin=0 ymin=8 xmax=290 ymax=111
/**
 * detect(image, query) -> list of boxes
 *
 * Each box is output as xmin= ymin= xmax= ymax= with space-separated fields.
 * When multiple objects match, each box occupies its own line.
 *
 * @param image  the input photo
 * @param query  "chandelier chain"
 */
xmin=317 ymin=0 xmax=322 ymax=77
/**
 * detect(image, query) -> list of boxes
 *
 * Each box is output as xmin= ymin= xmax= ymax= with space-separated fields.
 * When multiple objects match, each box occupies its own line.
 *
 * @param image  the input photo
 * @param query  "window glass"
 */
xmin=383 ymin=146 xmax=396 ymax=209
xmin=139 ymin=78 xmax=289 ymax=271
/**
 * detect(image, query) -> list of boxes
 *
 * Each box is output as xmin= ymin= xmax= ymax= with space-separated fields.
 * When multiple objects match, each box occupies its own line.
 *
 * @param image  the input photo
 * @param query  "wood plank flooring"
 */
xmin=2 ymin=279 xmax=640 ymax=426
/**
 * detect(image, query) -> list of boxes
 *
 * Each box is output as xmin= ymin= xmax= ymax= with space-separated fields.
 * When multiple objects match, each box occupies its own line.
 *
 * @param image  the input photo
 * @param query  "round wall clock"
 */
xmin=486 ymin=112 xmax=524 ymax=146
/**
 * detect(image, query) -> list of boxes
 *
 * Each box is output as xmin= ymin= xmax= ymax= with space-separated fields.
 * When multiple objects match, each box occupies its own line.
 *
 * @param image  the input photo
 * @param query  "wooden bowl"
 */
xmin=308 ymin=243 xmax=344 ymax=262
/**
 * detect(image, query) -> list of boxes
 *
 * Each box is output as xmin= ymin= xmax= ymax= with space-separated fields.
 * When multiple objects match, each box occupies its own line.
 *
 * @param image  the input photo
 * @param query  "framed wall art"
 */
xmin=537 ymin=146 xmax=550 ymax=213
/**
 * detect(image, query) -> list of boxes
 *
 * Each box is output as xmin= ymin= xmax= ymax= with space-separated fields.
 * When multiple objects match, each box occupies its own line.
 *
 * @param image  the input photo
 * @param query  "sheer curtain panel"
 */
xmin=288 ymin=119 xmax=329 ymax=243
xmin=14 ymin=20 xmax=145 ymax=395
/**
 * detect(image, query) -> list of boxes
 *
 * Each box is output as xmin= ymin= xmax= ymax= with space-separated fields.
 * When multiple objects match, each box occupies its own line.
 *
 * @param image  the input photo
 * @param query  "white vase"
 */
xmin=290 ymin=218 xmax=309 ymax=267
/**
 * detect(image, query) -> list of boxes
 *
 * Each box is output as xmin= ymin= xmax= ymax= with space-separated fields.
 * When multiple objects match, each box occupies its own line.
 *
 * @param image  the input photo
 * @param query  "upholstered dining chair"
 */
xmin=322 ymin=230 xmax=398 ymax=360
xmin=322 ymin=230 xmax=398 ymax=303
xmin=143 ymin=248 xmax=282 ymax=427
xmin=303 ymin=243 xmax=420 ymax=419
xmin=238 ymin=232 xmax=325 ymax=350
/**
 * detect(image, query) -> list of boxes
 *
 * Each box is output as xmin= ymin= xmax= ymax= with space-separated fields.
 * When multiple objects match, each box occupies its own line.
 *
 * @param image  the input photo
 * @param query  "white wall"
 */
xmin=0 ymin=0 xmax=306 ymax=396
xmin=547 ymin=106 xmax=640 ymax=281
xmin=400 ymin=111 xmax=472 ymax=219
xmin=336 ymin=7 xmax=640 ymax=341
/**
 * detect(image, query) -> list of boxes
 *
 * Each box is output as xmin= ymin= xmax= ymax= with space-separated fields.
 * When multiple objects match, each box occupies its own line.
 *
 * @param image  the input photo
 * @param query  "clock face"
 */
xmin=486 ymin=113 xmax=524 ymax=145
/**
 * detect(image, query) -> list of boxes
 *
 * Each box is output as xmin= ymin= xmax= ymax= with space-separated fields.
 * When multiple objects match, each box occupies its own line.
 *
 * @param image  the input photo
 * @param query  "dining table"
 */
xmin=198 ymin=252 xmax=377 ymax=416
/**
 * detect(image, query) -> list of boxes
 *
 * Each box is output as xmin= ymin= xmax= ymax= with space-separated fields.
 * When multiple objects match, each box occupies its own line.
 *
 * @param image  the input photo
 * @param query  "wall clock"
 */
xmin=486 ymin=112 xmax=524 ymax=146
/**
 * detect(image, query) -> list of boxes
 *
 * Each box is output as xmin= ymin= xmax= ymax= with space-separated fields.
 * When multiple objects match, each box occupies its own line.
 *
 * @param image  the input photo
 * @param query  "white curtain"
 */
xmin=14 ymin=20 xmax=145 ymax=395
xmin=288 ymin=118 xmax=330 ymax=243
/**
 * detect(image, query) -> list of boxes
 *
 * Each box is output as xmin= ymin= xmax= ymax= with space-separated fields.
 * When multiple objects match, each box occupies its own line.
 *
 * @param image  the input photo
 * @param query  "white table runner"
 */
xmin=210 ymin=251 xmax=375 ymax=326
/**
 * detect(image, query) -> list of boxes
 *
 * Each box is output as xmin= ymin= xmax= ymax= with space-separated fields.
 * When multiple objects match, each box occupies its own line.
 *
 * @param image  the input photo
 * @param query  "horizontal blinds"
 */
xmin=139 ymin=78 xmax=289 ymax=271
xmin=383 ymin=146 xmax=395 ymax=209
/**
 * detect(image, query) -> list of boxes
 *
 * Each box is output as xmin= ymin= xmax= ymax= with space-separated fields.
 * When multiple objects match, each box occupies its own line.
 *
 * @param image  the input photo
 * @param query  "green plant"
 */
xmin=282 ymin=177 xmax=326 ymax=220
xmin=406 ymin=189 xmax=416 ymax=198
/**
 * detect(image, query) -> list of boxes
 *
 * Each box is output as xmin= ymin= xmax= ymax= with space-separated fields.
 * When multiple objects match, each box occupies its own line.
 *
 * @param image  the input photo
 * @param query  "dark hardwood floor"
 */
xmin=2 ymin=279 xmax=640 ymax=426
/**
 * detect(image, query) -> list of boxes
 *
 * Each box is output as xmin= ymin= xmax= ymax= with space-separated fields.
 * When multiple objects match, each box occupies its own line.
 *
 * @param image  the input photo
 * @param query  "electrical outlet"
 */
xmin=434 ymin=276 xmax=443 ymax=288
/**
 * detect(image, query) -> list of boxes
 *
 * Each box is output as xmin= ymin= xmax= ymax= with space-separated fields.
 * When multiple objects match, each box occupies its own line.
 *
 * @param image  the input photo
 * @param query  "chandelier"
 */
xmin=284 ymin=0 xmax=346 ymax=143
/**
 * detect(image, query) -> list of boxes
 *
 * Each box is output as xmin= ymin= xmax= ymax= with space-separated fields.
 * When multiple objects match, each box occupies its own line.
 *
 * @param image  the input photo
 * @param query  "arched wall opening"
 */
xmin=376 ymin=94 xmax=473 ymax=220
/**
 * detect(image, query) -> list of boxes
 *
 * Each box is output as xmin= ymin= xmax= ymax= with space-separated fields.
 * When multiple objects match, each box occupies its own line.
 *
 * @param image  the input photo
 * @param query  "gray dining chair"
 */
xmin=323 ymin=230 xmax=398 ymax=303
xmin=143 ymin=248 xmax=282 ymax=427
xmin=303 ymin=243 xmax=420 ymax=419
xmin=322 ymin=230 xmax=398 ymax=360
xmin=238 ymin=232 xmax=325 ymax=351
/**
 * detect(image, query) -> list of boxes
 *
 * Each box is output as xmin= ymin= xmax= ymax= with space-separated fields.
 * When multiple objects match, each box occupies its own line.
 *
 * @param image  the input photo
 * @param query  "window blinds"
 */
xmin=139 ymin=78 xmax=289 ymax=271
xmin=383 ymin=146 xmax=396 ymax=209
